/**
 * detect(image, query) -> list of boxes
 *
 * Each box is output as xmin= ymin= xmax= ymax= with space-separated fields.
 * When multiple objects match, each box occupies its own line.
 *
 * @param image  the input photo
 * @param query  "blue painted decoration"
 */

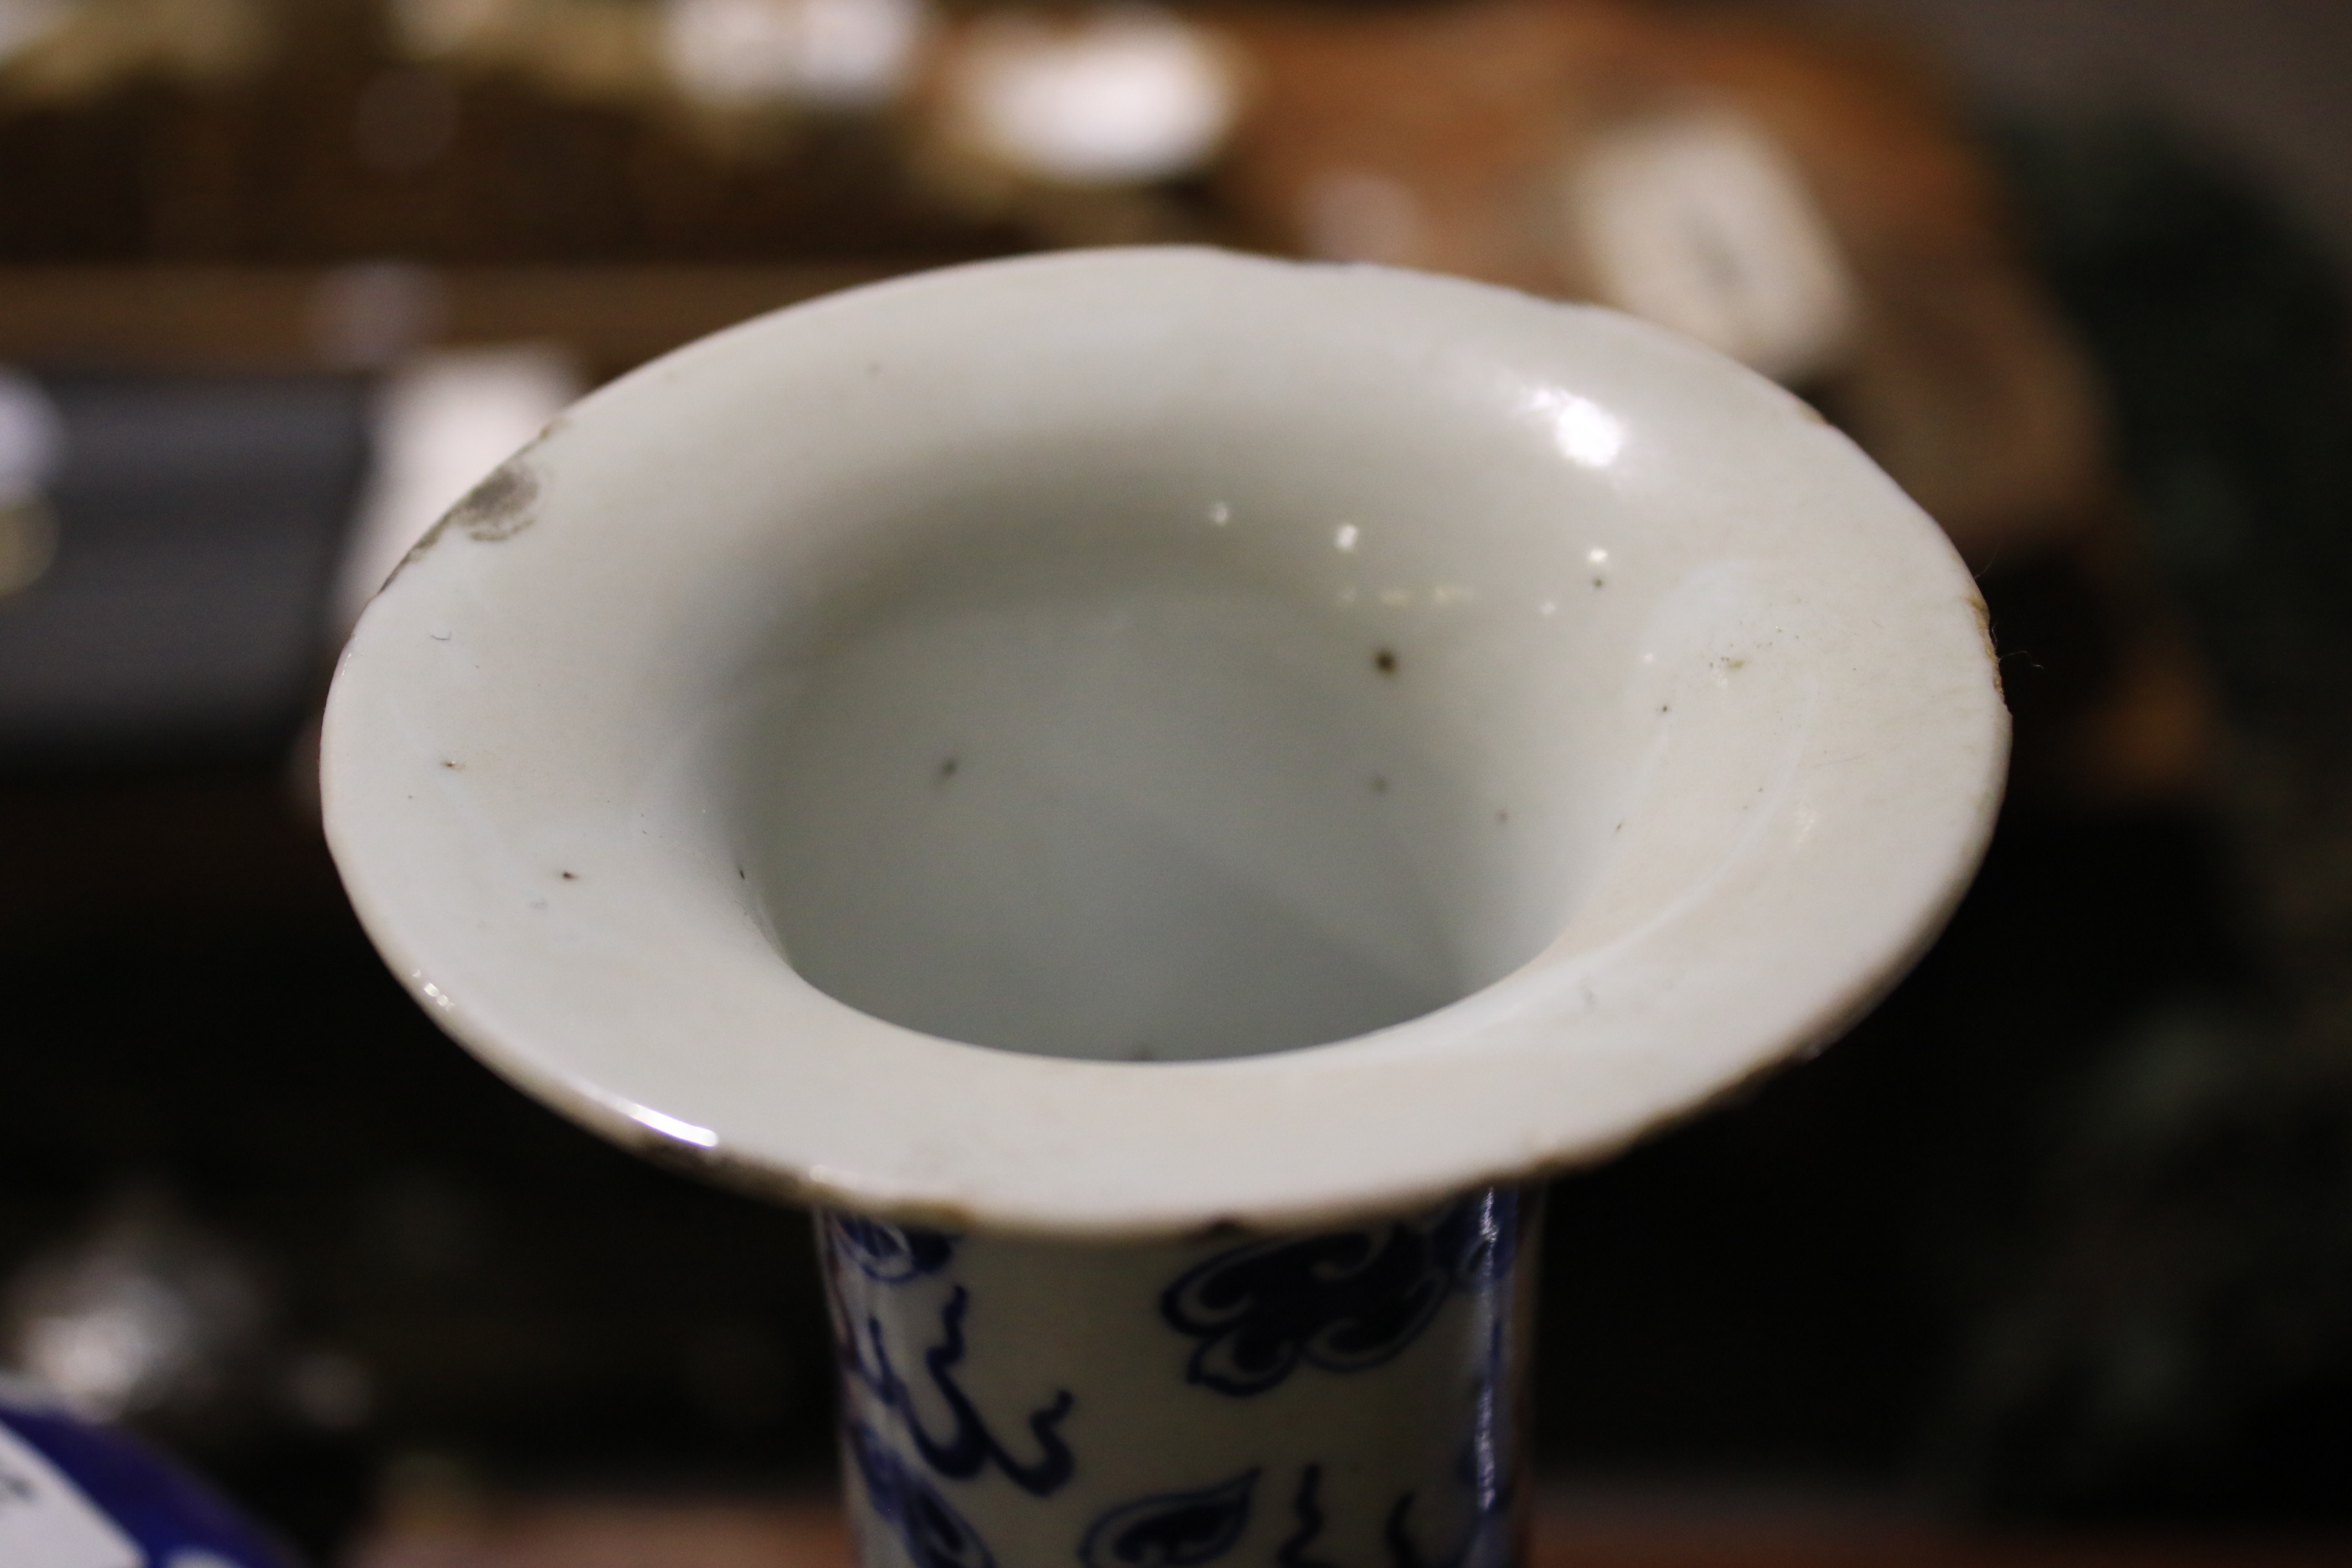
xmin=1159 ymin=1190 xmax=1520 ymax=1396
xmin=828 ymin=1215 xmax=958 ymax=1282
xmin=0 ymin=1382 xmax=295 ymax=1567
xmin=847 ymin=1421 xmax=998 ymax=1568
xmin=1275 ymin=1464 xmax=1338 ymax=1568
xmin=1079 ymin=1468 xmax=1257 ymax=1568
xmin=823 ymin=1225 xmax=1075 ymax=1496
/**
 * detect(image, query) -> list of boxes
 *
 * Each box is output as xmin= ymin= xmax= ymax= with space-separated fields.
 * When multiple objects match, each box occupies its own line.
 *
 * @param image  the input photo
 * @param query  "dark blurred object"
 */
xmin=0 ymin=1 xmax=1012 ymax=266
xmin=0 ymin=370 xmax=366 ymax=769
xmin=0 ymin=912 xmax=836 ymax=1562
xmin=0 ymin=262 xmax=918 ymax=771
xmin=1898 ymin=116 xmax=2352 ymax=1523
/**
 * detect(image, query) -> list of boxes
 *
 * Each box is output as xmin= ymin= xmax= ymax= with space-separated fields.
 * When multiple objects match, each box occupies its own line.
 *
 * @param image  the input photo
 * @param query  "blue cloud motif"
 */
xmin=1159 ymin=1191 xmax=1518 ymax=1396
xmin=1080 ymin=1469 xmax=1259 ymax=1568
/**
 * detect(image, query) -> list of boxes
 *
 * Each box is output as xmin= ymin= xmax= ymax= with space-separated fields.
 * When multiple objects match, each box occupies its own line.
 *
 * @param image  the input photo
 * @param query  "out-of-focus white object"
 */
xmin=0 ymin=368 xmax=62 ymax=504
xmin=337 ymin=345 xmax=583 ymax=636
xmin=15 ymin=1280 xmax=191 ymax=1422
xmin=0 ymin=368 xmax=63 ymax=599
xmin=946 ymin=7 xmax=1237 ymax=187
xmin=1569 ymin=108 xmax=1858 ymax=386
xmin=2 ymin=1195 xmax=264 ymax=1422
xmin=660 ymin=0 xmax=927 ymax=110
xmin=0 ymin=0 xmax=70 ymax=66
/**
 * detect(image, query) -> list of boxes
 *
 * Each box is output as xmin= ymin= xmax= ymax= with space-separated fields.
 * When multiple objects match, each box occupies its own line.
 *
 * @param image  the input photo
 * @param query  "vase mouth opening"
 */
xmin=737 ymin=425 xmax=1623 ymax=1064
xmin=322 ymin=250 xmax=2004 ymax=1235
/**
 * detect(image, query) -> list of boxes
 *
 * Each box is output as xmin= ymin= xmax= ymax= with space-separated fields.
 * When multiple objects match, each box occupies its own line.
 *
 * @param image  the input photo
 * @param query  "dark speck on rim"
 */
xmin=937 ymin=756 xmax=959 ymax=782
xmin=1373 ymin=648 xmax=1397 ymax=675
xmin=1592 ymin=578 xmax=1605 ymax=589
xmin=441 ymin=760 xmax=460 ymax=769
xmin=560 ymin=870 xmax=578 ymax=880
xmin=445 ymin=462 xmax=540 ymax=543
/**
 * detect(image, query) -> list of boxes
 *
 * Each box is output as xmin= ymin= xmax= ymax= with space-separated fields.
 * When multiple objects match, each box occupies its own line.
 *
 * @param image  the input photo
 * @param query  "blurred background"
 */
xmin=3 ymin=0 xmax=2350 ymax=1563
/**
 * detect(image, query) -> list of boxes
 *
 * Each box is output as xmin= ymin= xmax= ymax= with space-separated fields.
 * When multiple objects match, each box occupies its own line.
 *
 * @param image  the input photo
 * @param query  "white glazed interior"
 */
xmin=322 ymin=249 xmax=2006 ymax=1237
xmin=753 ymin=401 xmax=1625 ymax=1063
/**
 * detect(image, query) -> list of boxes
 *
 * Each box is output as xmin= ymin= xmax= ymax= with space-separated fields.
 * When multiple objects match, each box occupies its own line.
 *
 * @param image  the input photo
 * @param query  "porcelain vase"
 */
xmin=320 ymin=248 xmax=2006 ymax=1568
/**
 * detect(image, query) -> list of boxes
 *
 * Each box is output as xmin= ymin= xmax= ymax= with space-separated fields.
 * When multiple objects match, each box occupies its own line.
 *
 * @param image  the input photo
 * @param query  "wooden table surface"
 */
xmin=343 ymin=1493 xmax=2350 ymax=1568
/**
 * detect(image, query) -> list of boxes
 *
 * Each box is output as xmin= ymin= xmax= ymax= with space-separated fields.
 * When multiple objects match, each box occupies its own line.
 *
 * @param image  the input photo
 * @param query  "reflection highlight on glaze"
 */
xmin=1518 ymin=386 xmax=1625 ymax=469
xmin=627 ymin=1104 xmax=720 ymax=1148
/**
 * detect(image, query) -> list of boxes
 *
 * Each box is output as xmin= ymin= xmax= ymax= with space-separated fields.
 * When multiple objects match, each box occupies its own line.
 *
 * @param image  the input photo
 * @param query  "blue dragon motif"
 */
xmin=828 ymin=1269 xmax=1076 ymax=1497
xmin=1276 ymin=1466 xmax=1338 ymax=1568
xmin=1079 ymin=1469 xmax=1258 ymax=1568
xmin=1159 ymin=1189 xmax=1520 ymax=1396
xmin=1276 ymin=1448 xmax=1513 ymax=1568
xmin=847 ymin=1422 xmax=997 ymax=1568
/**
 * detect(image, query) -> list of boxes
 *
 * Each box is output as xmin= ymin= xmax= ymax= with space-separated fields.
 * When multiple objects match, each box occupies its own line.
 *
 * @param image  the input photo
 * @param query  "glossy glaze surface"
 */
xmin=322 ymin=248 xmax=2006 ymax=1237
xmin=823 ymin=1192 xmax=1533 ymax=1568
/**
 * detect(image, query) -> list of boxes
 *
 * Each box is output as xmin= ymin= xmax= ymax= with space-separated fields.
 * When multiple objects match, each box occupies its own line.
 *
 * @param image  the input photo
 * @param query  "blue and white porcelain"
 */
xmin=823 ymin=1192 xmax=1534 ymax=1568
xmin=318 ymin=248 xmax=2006 ymax=1567
xmin=0 ymin=1378 xmax=293 ymax=1568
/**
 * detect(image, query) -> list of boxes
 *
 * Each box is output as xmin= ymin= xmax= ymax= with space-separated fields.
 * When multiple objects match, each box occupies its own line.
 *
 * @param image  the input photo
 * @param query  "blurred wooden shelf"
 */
xmin=0 ymin=261 xmax=974 ymax=380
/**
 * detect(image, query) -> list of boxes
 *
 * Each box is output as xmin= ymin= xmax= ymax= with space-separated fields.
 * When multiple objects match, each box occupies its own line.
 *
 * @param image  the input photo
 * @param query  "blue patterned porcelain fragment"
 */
xmin=0 ymin=1378 xmax=293 ymax=1568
